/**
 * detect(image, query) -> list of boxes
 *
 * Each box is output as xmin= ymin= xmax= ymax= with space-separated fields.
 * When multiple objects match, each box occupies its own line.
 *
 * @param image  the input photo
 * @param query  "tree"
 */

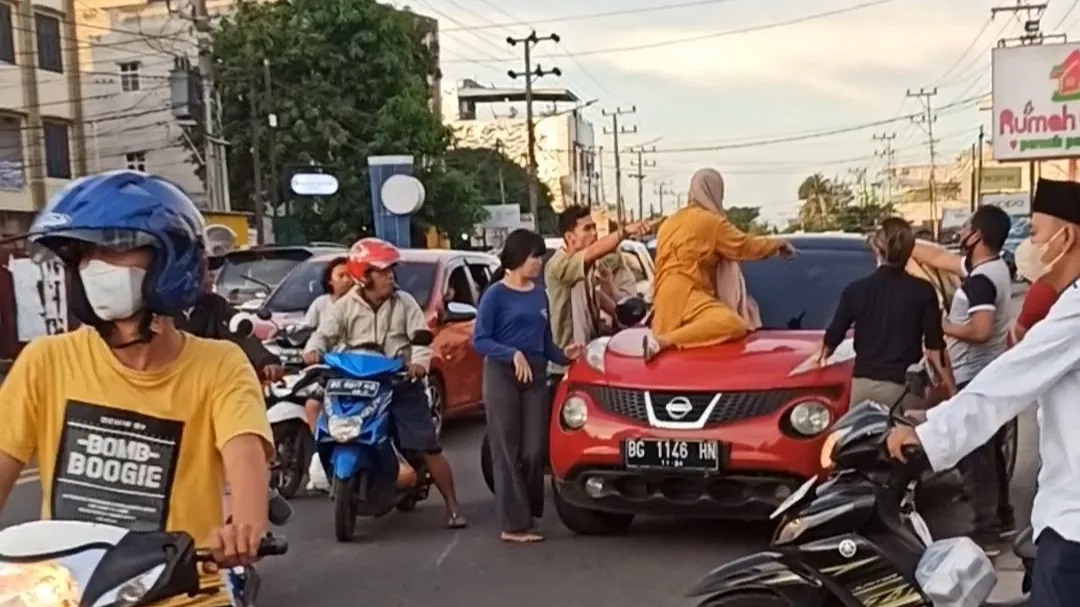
xmin=444 ymin=147 xmax=556 ymax=233
xmin=188 ymin=0 xmax=486 ymax=242
xmin=797 ymin=173 xmax=840 ymax=232
xmin=725 ymin=206 xmax=771 ymax=235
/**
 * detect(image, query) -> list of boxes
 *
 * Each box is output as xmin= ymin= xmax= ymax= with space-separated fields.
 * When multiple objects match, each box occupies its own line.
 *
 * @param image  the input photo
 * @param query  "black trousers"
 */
xmin=955 ymin=381 xmax=1014 ymax=533
xmin=1032 ymin=528 xmax=1080 ymax=607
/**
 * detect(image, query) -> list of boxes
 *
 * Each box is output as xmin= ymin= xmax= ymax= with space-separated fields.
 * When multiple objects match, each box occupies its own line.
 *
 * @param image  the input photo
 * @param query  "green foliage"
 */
xmin=187 ymin=0 xmax=487 ymax=242
xmin=795 ymin=172 xmax=895 ymax=233
xmin=725 ymin=206 xmax=772 ymax=235
xmin=444 ymin=147 xmax=556 ymax=233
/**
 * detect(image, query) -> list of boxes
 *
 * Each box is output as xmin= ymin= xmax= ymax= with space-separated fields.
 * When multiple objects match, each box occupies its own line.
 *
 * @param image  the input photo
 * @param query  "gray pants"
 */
xmin=483 ymin=358 xmax=549 ymax=533
xmin=849 ymin=377 xmax=923 ymax=410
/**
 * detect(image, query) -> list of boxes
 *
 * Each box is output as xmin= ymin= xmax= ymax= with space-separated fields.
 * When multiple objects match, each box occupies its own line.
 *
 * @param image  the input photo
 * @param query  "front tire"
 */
xmin=552 ymin=479 xmax=633 ymax=535
xmin=696 ymin=591 xmax=788 ymax=607
xmin=332 ymin=475 xmax=358 ymax=542
xmin=271 ymin=421 xmax=312 ymax=499
xmin=428 ymin=375 xmax=446 ymax=438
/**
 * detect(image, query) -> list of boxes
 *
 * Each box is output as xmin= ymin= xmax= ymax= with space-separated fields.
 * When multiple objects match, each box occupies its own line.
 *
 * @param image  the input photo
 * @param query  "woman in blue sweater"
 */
xmin=474 ymin=229 xmax=582 ymax=543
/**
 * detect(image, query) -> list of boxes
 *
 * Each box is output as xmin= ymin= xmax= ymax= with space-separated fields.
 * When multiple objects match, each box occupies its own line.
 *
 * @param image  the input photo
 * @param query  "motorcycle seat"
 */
xmin=982 ymin=597 xmax=1029 ymax=606
xmin=1013 ymin=526 xmax=1036 ymax=560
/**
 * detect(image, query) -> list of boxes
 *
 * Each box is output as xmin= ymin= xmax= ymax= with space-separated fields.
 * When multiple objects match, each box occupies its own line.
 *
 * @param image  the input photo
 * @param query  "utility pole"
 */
xmin=263 ymin=59 xmax=280 ymax=222
xmin=655 ymin=181 xmax=676 ymax=218
xmin=907 ymin=88 xmax=939 ymax=239
xmin=602 ymin=107 xmax=637 ymax=223
xmin=507 ymin=31 xmax=561 ymax=221
xmin=873 ymin=133 xmax=896 ymax=204
xmin=192 ymin=0 xmax=230 ymax=211
xmin=627 ymin=146 xmax=656 ymax=221
xmin=976 ymin=124 xmax=985 ymax=206
xmin=248 ymin=84 xmax=265 ymax=245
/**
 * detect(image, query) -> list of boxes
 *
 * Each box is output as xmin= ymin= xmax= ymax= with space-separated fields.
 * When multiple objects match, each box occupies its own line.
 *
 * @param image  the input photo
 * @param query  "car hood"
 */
xmin=248 ymin=310 xmax=306 ymax=342
xmin=576 ymin=327 xmax=853 ymax=391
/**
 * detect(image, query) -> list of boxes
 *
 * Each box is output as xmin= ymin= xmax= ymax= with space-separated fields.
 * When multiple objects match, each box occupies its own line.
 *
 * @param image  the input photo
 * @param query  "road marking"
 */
xmin=16 ymin=467 xmax=38 ymax=486
xmin=433 ymin=532 xmax=459 ymax=569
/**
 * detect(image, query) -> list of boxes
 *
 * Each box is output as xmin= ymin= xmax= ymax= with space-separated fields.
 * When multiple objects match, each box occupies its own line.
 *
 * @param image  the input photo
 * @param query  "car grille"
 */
xmin=581 ymin=385 xmax=839 ymax=426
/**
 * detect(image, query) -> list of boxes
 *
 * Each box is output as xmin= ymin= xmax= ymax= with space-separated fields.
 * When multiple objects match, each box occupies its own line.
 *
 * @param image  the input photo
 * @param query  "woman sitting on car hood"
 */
xmin=645 ymin=168 xmax=796 ymax=360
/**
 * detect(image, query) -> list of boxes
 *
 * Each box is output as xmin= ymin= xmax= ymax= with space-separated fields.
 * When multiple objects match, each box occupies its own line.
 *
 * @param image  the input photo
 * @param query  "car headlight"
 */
xmin=788 ymin=401 xmax=832 ymax=437
xmin=819 ymin=428 xmax=851 ymax=469
xmin=0 ymin=562 xmax=81 ymax=605
xmin=584 ymin=337 xmax=611 ymax=373
xmin=560 ymin=395 xmax=588 ymax=429
xmin=328 ymin=416 xmax=364 ymax=442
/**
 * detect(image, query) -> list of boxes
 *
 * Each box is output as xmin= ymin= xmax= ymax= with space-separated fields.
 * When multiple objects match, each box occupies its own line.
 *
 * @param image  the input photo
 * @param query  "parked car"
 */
xmin=539 ymin=238 xmax=656 ymax=303
xmin=215 ymin=245 xmax=347 ymax=306
xmin=248 ymin=249 xmax=499 ymax=423
xmin=547 ymin=234 xmax=1016 ymax=534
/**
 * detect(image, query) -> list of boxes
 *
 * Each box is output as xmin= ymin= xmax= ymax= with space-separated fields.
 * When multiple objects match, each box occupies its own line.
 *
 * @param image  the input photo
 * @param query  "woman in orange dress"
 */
xmin=645 ymin=168 xmax=796 ymax=360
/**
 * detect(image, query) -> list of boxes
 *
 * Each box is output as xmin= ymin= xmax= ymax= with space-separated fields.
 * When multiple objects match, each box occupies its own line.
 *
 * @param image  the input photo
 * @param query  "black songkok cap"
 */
xmin=1032 ymin=178 xmax=1080 ymax=225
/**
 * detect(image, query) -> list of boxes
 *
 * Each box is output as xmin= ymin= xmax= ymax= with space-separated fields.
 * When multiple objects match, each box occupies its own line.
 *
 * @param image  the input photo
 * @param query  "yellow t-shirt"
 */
xmin=0 ymin=327 xmax=273 ymax=607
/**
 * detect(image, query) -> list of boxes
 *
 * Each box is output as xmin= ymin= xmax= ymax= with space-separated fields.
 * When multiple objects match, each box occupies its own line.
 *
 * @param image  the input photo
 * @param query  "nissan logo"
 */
xmin=664 ymin=396 xmax=694 ymax=420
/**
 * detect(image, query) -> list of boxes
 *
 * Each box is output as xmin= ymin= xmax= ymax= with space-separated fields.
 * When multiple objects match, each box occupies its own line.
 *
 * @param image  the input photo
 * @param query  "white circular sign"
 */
xmin=290 ymin=173 xmax=339 ymax=196
xmin=381 ymin=174 xmax=425 ymax=215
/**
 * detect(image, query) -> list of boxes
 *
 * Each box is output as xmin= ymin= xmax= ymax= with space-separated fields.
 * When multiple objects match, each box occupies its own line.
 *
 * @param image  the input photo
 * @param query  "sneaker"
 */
xmin=972 ymin=533 xmax=1003 ymax=558
xmin=998 ymin=523 xmax=1018 ymax=539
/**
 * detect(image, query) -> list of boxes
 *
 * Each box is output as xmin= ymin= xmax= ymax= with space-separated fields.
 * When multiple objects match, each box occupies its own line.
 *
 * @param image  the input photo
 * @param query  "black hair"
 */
xmin=322 ymin=256 xmax=348 ymax=293
xmin=557 ymin=206 xmax=592 ymax=237
xmin=494 ymin=229 xmax=545 ymax=281
xmin=970 ymin=205 xmax=1011 ymax=251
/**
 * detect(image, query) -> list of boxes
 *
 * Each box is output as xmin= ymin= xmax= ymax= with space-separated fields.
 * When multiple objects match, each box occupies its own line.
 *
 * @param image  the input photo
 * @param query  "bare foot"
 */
xmin=501 ymin=531 xmax=544 ymax=543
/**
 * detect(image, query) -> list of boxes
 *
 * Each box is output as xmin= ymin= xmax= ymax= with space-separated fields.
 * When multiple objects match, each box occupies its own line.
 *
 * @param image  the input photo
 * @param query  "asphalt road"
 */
xmin=0 ymin=286 xmax=1038 ymax=607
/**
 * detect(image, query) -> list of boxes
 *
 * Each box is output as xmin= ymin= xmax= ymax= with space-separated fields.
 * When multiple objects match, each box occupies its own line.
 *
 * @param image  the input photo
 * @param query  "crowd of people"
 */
xmin=0 ymin=167 xmax=1079 ymax=605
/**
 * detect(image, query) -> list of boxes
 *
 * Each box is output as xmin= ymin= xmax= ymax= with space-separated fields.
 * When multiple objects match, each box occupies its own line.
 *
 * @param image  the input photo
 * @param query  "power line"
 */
xmin=907 ymin=87 xmax=939 ymax=238
xmin=602 ymin=106 xmax=637 ymax=221
xmin=443 ymin=0 xmax=901 ymax=64
xmin=627 ymin=146 xmax=657 ymax=220
xmin=441 ymin=0 xmax=745 ymax=32
xmin=507 ymin=31 xmax=561 ymax=220
xmin=934 ymin=17 xmax=992 ymax=84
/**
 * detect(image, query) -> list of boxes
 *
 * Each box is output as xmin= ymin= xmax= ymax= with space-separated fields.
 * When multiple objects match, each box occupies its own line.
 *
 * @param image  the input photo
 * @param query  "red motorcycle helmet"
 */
xmin=346 ymin=237 xmax=402 ymax=283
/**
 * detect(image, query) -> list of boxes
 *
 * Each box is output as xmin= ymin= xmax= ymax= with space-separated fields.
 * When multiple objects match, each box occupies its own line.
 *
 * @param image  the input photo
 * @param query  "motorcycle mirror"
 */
xmin=228 ymin=315 xmax=255 ymax=338
xmin=255 ymin=308 xmax=273 ymax=321
xmin=411 ymin=330 xmax=434 ymax=346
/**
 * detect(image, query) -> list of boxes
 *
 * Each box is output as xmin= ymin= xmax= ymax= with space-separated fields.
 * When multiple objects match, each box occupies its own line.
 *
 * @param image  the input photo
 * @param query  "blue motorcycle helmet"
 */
xmin=27 ymin=170 xmax=206 ymax=335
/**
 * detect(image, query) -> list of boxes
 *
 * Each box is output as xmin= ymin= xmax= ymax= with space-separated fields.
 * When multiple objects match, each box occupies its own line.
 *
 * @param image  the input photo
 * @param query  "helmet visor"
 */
xmin=29 ymin=228 xmax=158 ymax=263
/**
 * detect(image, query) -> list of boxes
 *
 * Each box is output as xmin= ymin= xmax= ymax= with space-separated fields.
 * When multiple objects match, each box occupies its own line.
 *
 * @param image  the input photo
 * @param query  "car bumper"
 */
xmin=554 ymin=465 xmax=806 ymax=520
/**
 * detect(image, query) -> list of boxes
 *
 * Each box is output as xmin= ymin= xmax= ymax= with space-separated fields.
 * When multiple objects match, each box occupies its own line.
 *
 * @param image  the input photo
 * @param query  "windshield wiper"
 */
xmin=238 ymin=273 xmax=273 ymax=290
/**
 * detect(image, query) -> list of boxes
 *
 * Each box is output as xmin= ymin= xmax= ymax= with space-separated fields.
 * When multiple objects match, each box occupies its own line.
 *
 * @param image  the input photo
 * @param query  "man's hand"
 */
xmin=204 ymin=522 xmax=265 ymax=570
xmin=302 ymin=351 xmax=321 ymax=366
xmin=406 ymin=363 xmax=427 ymax=380
xmin=564 ymin=344 xmax=584 ymax=361
xmin=262 ymin=364 xmax=285 ymax=383
xmin=777 ymin=240 xmax=798 ymax=259
xmin=813 ymin=343 xmax=828 ymax=367
xmin=623 ymin=221 xmax=651 ymax=237
xmin=885 ymin=426 xmax=922 ymax=462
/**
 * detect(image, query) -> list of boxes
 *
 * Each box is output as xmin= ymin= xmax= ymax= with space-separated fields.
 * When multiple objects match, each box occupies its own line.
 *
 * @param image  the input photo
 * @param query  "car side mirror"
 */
xmin=255 ymin=308 xmax=272 ymax=321
xmin=443 ymin=302 xmax=477 ymax=323
xmin=411 ymin=329 xmax=435 ymax=346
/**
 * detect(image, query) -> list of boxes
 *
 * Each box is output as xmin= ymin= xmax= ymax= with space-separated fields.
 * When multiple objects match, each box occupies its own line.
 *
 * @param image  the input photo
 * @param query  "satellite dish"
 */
xmin=205 ymin=224 xmax=238 ymax=257
xmin=381 ymin=174 xmax=425 ymax=215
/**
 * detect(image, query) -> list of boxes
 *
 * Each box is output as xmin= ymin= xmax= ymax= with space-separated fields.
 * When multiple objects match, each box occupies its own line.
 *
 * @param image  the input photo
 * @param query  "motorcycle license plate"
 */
xmin=325 ymin=378 xmax=380 ymax=398
xmin=278 ymin=350 xmax=303 ymax=365
xmin=623 ymin=438 xmax=721 ymax=471
xmin=770 ymin=476 xmax=816 ymax=520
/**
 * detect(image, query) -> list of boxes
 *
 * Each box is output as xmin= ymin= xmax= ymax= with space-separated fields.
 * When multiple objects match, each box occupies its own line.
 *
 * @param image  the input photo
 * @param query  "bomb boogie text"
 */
xmin=67 ymin=432 xmax=165 ymax=490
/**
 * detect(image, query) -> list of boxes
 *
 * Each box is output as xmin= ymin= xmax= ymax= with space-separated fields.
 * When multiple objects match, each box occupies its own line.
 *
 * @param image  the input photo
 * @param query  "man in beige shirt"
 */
xmin=546 ymin=206 xmax=651 ymax=375
xmin=302 ymin=239 xmax=466 ymax=528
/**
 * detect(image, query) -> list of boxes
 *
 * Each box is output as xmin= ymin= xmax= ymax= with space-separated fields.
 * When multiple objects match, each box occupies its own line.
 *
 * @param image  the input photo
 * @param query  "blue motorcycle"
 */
xmin=313 ymin=331 xmax=436 ymax=542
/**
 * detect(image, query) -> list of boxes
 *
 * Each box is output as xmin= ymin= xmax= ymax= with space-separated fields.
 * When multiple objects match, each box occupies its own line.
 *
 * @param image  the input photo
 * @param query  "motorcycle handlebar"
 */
xmin=195 ymin=535 xmax=289 ymax=563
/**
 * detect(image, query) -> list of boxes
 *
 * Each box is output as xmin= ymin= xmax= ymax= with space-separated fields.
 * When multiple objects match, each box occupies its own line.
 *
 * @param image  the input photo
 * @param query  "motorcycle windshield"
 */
xmin=324 ymin=351 xmax=403 ymax=379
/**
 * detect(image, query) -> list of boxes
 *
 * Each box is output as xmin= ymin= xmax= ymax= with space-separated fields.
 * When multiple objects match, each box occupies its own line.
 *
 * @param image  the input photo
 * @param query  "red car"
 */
xmin=548 ymin=234 xmax=1018 ymax=534
xmin=249 ymin=249 xmax=499 ymax=423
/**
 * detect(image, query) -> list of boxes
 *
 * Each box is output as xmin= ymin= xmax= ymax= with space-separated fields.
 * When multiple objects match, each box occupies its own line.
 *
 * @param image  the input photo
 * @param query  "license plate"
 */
xmin=770 ymin=476 xmax=816 ymax=520
xmin=279 ymin=350 xmax=304 ymax=365
xmin=325 ymin=378 xmax=380 ymax=398
xmin=623 ymin=438 xmax=721 ymax=471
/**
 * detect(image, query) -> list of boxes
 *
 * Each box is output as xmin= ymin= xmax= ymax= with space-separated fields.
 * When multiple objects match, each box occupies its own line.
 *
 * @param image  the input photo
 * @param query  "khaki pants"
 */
xmin=849 ymin=377 xmax=923 ymax=411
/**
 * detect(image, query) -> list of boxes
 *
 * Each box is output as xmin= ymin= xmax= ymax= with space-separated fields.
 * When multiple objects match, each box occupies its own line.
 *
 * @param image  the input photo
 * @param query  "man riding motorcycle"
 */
xmin=0 ymin=171 xmax=275 ymax=607
xmin=302 ymin=237 xmax=467 ymax=529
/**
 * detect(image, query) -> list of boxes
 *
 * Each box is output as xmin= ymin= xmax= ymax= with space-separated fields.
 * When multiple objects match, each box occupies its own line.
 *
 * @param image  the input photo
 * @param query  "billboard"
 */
xmin=992 ymin=43 xmax=1080 ymax=161
xmin=979 ymin=166 xmax=1023 ymax=191
xmin=981 ymin=192 xmax=1030 ymax=216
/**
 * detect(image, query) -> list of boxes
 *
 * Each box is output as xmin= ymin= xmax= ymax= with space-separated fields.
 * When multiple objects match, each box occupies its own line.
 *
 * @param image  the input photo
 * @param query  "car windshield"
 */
xmin=265 ymin=260 xmax=438 ymax=313
xmin=741 ymin=246 xmax=875 ymax=331
xmin=217 ymin=250 xmax=311 ymax=301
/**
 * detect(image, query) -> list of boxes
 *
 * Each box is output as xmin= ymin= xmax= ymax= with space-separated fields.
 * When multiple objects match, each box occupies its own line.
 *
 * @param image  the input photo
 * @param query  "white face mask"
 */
xmin=79 ymin=259 xmax=147 ymax=321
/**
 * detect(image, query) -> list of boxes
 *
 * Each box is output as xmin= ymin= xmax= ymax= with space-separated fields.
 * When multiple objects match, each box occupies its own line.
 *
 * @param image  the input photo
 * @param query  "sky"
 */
xmin=399 ymin=0 xmax=1080 ymax=227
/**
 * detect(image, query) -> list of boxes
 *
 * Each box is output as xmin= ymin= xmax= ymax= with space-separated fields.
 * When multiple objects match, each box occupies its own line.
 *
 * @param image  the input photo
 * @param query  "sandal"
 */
xmin=501 ymin=531 xmax=544 ymax=543
xmin=447 ymin=512 xmax=468 ymax=529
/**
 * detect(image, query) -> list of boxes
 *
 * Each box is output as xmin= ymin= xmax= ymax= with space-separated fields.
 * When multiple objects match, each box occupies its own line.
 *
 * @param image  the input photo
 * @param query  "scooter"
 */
xmin=685 ymin=375 xmax=1031 ymax=607
xmin=479 ymin=296 xmax=650 ymax=494
xmin=0 ymin=522 xmax=288 ymax=607
xmin=263 ymin=324 xmax=318 ymax=499
xmin=314 ymin=330 xmax=437 ymax=542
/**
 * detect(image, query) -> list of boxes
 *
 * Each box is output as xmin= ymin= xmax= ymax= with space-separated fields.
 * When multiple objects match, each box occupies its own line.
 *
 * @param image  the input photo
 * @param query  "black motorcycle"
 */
xmin=686 ymin=382 xmax=1032 ymax=607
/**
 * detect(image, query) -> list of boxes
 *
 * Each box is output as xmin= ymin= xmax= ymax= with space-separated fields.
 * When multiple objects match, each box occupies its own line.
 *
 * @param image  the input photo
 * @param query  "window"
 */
xmin=0 ymin=3 xmax=14 ymax=65
xmin=0 ymin=113 xmax=23 ymax=191
xmin=42 ymin=119 xmax=70 ymax=178
xmin=466 ymin=262 xmax=493 ymax=295
xmin=741 ymin=247 xmax=876 ymax=331
xmin=620 ymin=251 xmax=648 ymax=283
xmin=125 ymin=151 xmax=146 ymax=172
xmin=119 ymin=61 xmax=140 ymax=92
xmin=264 ymin=260 xmax=438 ymax=313
xmin=445 ymin=266 xmax=476 ymax=306
xmin=35 ymin=13 xmax=62 ymax=73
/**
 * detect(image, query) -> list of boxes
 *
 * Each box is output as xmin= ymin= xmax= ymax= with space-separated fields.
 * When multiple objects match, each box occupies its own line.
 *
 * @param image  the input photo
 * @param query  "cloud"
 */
xmin=573 ymin=1 xmax=985 ymax=105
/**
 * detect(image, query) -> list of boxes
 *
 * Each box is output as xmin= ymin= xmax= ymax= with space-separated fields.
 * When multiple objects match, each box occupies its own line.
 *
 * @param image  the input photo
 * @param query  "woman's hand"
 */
xmin=777 ymin=240 xmax=797 ymax=259
xmin=564 ymin=344 xmax=584 ymax=361
xmin=512 ymin=351 xmax=533 ymax=384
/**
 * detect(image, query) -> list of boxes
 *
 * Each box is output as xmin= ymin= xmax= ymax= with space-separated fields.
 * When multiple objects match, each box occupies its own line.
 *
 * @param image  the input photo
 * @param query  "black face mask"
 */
xmin=960 ymin=232 xmax=981 ymax=255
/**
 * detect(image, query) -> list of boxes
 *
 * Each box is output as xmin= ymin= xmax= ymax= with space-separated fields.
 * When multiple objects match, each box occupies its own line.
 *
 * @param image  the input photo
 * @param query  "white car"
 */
xmin=542 ymin=237 xmax=655 ymax=303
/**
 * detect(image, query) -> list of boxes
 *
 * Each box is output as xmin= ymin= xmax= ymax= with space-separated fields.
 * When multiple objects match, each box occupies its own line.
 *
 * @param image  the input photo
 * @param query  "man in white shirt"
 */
xmin=887 ymin=178 xmax=1080 ymax=607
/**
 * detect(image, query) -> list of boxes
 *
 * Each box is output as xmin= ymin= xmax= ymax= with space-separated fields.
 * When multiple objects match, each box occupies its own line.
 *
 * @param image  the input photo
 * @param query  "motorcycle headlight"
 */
xmin=328 ymin=416 xmax=363 ymax=442
xmin=584 ymin=337 xmax=611 ymax=373
xmin=788 ymin=401 xmax=832 ymax=437
xmin=819 ymin=428 xmax=851 ymax=469
xmin=560 ymin=395 xmax=588 ymax=430
xmin=0 ymin=562 xmax=81 ymax=605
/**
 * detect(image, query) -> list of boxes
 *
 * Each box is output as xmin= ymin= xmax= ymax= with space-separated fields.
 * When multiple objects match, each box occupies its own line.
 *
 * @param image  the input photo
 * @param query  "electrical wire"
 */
xmin=441 ymin=0 xmax=746 ymax=32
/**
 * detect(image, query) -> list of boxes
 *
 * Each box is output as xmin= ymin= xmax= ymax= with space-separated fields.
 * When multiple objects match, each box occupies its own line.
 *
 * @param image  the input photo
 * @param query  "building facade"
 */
xmin=0 ymin=0 xmax=87 ymax=237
